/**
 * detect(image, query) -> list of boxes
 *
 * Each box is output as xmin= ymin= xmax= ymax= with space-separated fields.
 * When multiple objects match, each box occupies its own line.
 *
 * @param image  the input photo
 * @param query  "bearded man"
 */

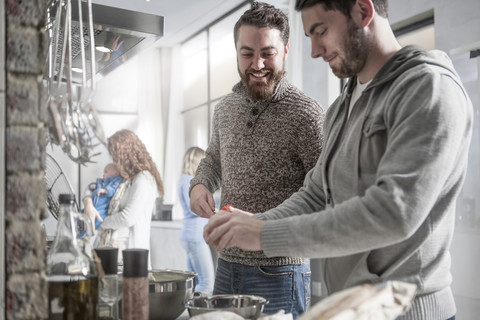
xmin=203 ymin=1 xmax=473 ymax=319
xmin=189 ymin=2 xmax=325 ymax=318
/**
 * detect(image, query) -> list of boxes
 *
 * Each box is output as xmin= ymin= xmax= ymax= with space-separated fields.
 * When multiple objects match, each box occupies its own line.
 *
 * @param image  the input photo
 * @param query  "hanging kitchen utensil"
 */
xmin=44 ymin=0 xmax=105 ymax=165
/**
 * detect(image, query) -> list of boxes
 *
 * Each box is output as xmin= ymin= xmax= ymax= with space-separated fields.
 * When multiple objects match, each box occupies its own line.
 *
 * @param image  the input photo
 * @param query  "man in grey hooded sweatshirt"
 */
xmin=204 ymin=0 xmax=473 ymax=319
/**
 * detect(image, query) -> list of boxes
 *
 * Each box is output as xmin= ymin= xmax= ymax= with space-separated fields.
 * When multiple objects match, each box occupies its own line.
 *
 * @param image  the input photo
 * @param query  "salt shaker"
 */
xmin=95 ymin=247 xmax=119 ymax=320
xmin=122 ymin=249 xmax=149 ymax=320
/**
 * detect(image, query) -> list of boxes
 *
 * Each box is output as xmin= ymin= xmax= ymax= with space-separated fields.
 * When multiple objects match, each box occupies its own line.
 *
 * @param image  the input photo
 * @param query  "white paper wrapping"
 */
xmin=297 ymin=281 xmax=417 ymax=320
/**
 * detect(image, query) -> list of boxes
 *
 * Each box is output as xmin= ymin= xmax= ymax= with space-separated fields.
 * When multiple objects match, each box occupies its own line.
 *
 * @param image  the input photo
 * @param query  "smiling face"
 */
xmin=301 ymin=3 xmax=370 ymax=79
xmin=236 ymin=25 xmax=288 ymax=101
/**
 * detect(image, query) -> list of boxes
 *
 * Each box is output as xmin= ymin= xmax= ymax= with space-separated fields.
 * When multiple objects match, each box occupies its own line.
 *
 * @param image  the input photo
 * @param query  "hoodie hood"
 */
xmin=346 ymin=45 xmax=461 ymax=94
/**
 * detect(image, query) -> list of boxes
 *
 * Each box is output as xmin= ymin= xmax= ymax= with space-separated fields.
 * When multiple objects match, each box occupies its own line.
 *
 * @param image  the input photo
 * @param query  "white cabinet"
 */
xmin=150 ymin=220 xmax=187 ymax=271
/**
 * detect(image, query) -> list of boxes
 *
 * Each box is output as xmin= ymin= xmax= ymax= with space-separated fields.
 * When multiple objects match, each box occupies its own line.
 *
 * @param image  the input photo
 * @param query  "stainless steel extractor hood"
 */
xmin=49 ymin=0 xmax=164 ymax=84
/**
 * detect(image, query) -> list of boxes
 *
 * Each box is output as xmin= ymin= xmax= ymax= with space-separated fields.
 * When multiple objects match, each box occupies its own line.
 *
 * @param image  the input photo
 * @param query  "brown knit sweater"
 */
xmin=191 ymin=76 xmax=325 ymax=266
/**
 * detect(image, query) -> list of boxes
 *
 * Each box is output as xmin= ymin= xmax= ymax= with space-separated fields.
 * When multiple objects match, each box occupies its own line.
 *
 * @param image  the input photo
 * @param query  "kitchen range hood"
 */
xmin=49 ymin=0 xmax=164 ymax=84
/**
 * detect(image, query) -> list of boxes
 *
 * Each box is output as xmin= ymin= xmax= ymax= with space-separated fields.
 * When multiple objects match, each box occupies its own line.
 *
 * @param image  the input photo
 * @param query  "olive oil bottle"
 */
xmin=48 ymin=276 xmax=98 ymax=320
xmin=47 ymin=194 xmax=99 ymax=319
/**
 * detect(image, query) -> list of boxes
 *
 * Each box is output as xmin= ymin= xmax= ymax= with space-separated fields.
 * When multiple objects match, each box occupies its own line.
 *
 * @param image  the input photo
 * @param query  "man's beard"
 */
xmin=239 ymin=66 xmax=285 ymax=101
xmin=331 ymin=19 xmax=370 ymax=79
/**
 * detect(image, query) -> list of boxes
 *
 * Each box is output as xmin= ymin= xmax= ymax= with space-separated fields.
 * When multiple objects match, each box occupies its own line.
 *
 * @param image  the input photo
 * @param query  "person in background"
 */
xmin=86 ymin=163 xmax=123 ymax=231
xmin=203 ymin=1 xmax=473 ymax=320
xmin=83 ymin=129 xmax=164 ymax=269
xmin=79 ymin=163 xmax=122 ymax=238
xmin=189 ymin=2 xmax=325 ymax=317
xmin=178 ymin=147 xmax=215 ymax=294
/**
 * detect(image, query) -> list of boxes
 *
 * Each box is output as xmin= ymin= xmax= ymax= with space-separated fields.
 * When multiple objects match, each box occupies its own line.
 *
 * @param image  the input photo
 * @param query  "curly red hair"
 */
xmin=108 ymin=129 xmax=164 ymax=197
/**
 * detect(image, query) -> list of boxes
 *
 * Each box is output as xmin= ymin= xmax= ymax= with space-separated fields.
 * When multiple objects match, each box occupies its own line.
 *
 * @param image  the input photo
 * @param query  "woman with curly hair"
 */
xmin=83 ymin=129 xmax=164 ymax=268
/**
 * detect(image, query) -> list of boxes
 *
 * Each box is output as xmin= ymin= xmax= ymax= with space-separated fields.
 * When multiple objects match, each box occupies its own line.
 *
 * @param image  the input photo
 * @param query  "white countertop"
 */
xmin=150 ymin=219 xmax=187 ymax=270
xmin=151 ymin=219 xmax=183 ymax=229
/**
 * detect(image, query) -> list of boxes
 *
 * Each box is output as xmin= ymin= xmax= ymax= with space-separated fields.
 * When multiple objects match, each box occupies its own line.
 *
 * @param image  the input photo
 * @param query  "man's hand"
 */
xmin=204 ymin=209 xmax=263 ymax=251
xmin=190 ymin=184 xmax=216 ymax=218
xmin=96 ymin=188 xmax=107 ymax=196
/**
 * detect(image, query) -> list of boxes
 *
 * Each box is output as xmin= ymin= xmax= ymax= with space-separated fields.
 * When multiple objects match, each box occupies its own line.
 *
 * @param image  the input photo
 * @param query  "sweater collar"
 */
xmin=232 ymin=74 xmax=290 ymax=104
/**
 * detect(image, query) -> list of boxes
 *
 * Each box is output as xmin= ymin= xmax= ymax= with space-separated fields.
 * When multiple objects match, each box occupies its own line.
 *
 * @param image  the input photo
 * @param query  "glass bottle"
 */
xmin=47 ymin=193 xmax=99 ymax=320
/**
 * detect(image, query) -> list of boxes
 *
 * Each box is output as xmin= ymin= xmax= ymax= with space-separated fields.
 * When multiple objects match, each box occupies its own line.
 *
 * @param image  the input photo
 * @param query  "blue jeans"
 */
xmin=181 ymin=240 xmax=215 ymax=294
xmin=214 ymin=259 xmax=311 ymax=318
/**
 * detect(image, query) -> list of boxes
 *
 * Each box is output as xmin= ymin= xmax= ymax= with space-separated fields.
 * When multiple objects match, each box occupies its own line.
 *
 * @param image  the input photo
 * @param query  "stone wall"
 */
xmin=4 ymin=0 xmax=48 ymax=319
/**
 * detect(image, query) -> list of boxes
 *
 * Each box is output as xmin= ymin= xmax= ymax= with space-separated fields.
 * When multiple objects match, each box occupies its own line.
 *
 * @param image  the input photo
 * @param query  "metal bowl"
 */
xmin=149 ymin=269 xmax=197 ymax=320
xmin=184 ymin=294 xmax=268 ymax=319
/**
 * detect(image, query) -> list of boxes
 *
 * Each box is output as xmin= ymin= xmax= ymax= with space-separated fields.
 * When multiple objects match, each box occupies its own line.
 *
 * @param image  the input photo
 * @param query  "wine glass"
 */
xmin=99 ymin=275 xmax=119 ymax=320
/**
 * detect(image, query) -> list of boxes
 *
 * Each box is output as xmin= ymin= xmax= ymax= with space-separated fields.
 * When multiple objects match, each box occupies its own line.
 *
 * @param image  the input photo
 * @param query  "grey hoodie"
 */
xmin=259 ymin=46 xmax=473 ymax=319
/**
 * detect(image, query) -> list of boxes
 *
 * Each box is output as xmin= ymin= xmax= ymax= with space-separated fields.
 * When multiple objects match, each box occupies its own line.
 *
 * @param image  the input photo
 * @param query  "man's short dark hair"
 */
xmin=295 ymin=0 xmax=388 ymax=19
xmin=234 ymin=2 xmax=290 ymax=47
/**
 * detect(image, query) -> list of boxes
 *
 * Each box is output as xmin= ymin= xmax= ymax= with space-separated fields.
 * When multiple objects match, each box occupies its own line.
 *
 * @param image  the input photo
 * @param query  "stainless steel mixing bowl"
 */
xmin=184 ymin=294 xmax=268 ymax=319
xmin=149 ymin=269 xmax=197 ymax=320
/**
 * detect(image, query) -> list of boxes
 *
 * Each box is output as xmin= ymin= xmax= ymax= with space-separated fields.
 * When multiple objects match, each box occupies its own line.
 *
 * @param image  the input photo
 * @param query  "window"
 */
xmin=180 ymin=3 xmax=249 ymax=149
xmin=393 ymin=11 xmax=435 ymax=50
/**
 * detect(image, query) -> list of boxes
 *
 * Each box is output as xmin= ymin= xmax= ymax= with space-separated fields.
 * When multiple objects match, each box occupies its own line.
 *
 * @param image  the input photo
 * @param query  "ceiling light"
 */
xmin=95 ymin=45 xmax=113 ymax=53
xmin=72 ymin=67 xmax=83 ymax=73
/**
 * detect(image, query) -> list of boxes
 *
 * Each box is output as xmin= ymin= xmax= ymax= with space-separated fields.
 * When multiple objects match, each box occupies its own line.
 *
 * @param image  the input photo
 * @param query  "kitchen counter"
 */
xmin=150 ymin=219 xmax=187 ymax=271
xmin=151 ymin=219 xmax=183 ymax=229
xmin=151 ymin=218 xmax=218 ymax=267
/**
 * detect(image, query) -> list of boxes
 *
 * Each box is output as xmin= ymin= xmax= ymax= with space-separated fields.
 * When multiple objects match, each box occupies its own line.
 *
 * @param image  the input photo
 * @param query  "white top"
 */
xmin=348 ymin=77 xmax=371 ymax=118
xmin=95 ymin=171 xmax=157 ymax=269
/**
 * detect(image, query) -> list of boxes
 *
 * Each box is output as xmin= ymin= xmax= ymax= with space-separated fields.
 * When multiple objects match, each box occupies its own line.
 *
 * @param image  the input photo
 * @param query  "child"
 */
xmin=85 ymin=163 xmax=123 ymax=231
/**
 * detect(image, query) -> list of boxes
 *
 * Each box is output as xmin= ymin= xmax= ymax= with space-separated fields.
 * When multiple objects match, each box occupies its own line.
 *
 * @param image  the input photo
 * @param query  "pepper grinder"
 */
xmin=122 ymin=249 xmax=149 ymax=320
xmin=95 ymin=247 xmax=119 ymax=320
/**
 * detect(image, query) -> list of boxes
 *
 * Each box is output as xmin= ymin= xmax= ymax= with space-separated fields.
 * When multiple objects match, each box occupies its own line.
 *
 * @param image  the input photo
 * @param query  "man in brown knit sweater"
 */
xmin=189 ymin=2 xmax=325 ymax=318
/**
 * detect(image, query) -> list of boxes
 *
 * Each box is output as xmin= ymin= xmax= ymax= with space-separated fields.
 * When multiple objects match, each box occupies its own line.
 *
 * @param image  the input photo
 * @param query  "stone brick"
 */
xmin=4 ymin=0 xmax=50 ymax=319
xmin=6 ymin=73 xmax=41 ymax=126
xmin=6 ymin=25 xmax=45 ymax=74
xmin=5 ymin=174 xmax=46 ymax=221
xmin=6 ymin=126 xmax=46 ymax=172
xmin=6 ymin=0 xmax=46 ymax=28
xmin=0 ymin=14 xmax=5 ymax=92
xmin=6 ymin=272 xmax=48 ymax=319
xmin=5 ymin=221 xmax=46 ymax=274
xmin=39 ymin=198 xmax=49 ymax=221
xmin=38 ymin=77 xmax=48 ymax=123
